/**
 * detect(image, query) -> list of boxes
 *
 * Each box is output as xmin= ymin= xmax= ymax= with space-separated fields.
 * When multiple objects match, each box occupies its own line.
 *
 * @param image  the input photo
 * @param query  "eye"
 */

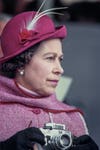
xmin=59 ymin=56 xmax=63 ymax=62
xmin=46 ymin=56 xmax=55 ymax=61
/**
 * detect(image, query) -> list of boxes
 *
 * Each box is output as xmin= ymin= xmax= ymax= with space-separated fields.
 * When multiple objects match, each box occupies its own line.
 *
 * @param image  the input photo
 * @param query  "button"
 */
xmin=32 ymin=108 xmax=41 ymax=114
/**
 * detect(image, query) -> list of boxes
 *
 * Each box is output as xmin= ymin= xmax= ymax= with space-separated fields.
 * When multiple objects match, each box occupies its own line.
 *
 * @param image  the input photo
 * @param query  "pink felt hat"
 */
xmin=0 ymin=11 xmax=67 ymax=63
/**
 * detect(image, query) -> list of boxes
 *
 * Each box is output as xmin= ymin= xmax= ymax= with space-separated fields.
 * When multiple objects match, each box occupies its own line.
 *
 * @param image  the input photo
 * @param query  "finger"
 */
xmin=33 ymin=143 xmax=44 ymax=150
xmin=73 ymin=135 xmax=91 ymax=145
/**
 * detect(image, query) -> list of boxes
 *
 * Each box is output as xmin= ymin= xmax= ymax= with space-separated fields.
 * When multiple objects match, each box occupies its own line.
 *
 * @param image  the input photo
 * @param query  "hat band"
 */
xmin=19 ymin=28 xmax=54 ymax=46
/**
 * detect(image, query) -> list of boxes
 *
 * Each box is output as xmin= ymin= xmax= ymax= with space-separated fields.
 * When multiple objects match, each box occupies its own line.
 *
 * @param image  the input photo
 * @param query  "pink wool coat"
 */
xmin=0 ymin=75 xmax=88 ymax=141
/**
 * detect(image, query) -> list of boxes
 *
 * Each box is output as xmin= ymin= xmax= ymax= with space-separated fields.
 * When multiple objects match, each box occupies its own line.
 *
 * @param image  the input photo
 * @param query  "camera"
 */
xmin=40 ymin=123 xmax=73 ymax=150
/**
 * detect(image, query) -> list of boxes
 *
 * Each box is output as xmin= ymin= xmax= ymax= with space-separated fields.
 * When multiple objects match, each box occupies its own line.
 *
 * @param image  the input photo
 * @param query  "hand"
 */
xmin=70 ymin=135 xmax=99 ymax=150
xmin=0 ymin=127 xmax=45 ymax=150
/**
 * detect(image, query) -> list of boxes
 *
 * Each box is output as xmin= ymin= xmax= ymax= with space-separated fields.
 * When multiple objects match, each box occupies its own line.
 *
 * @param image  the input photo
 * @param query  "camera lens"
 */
xmin=43 ymin=134 xmax=72 ymax=150
xmin=60 ymin=134 xmax=70 ymax=146
xmin=56 ymin=133 xmax=72 ymax=149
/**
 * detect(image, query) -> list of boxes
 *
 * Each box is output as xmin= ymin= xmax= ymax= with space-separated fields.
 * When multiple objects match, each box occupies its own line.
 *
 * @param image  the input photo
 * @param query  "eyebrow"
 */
xmin=43 ymin=52 xmax=64 ymax=57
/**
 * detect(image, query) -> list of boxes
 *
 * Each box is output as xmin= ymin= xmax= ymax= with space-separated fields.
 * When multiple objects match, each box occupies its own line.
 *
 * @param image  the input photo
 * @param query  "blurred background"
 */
xmin=0 ymin=0 xmax=100 ymax=147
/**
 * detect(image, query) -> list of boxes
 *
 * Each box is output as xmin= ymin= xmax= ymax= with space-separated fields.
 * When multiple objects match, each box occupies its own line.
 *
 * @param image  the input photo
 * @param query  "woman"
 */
xmin=0 ymin=8 xmax=99 ymax=150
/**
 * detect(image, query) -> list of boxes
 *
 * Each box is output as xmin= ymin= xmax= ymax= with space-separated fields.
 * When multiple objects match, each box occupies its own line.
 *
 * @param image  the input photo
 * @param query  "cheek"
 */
xmin=30 ymin=64 xmax=51 ymax=90
xmin=38 ymin=67 xmax=51 ymax=78
xmin=31 ymin=62 xmax=51 ymax=79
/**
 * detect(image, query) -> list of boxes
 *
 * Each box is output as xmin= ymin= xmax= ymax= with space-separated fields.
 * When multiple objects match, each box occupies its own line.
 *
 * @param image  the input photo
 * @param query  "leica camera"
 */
xmin=40 ymin=123 xmax=73 ymax=150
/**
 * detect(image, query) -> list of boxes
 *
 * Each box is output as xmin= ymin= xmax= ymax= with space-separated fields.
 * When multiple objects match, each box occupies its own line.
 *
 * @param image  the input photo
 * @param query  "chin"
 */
xmin=40 ymin=90 xmax=55 ymax=97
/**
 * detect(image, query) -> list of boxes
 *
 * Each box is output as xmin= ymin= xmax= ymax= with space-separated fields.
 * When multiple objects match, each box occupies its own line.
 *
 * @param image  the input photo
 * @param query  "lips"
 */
xmin=51 ymin=80 xmax=59 ymax=83
xmin=47 ymin=79 xmax=59 ymax=86
xmin=47 ymin=79 xmax=59 ymax=82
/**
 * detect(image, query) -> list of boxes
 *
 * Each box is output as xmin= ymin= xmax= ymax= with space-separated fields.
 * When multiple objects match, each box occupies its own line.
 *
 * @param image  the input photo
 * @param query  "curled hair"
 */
xmin=0 ymin=43 xmax=40 ymax=78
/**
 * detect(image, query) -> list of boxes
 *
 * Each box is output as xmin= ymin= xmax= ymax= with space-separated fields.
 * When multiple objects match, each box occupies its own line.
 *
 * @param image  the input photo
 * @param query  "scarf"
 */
xmin=0 ymin=75 xmax=88 ymax=141
xmin=0 ymin=75 xmax=82 ymax=113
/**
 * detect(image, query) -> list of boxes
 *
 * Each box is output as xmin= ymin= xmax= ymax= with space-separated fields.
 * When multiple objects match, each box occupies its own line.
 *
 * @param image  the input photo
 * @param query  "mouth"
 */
xmin=47 ymin=80 xmax=59 ymax=87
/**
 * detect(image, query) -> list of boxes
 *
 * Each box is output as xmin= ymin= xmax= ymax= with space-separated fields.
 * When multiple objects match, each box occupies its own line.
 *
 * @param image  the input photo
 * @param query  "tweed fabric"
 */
xmin=0 ymin=75 xmax=88 ymax=141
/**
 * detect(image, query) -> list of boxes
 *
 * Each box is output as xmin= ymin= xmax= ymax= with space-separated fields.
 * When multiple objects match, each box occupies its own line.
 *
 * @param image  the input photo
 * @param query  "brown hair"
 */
xmin=0 ymin=43 xmax=40 ymax=78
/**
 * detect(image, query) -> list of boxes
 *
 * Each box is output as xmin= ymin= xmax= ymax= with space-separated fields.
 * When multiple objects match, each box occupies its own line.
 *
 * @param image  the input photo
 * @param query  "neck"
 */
xmin=17 ymin=82 xmax=40 ymax=96
xmin=14 ymin=79 xmax=49 ymax=99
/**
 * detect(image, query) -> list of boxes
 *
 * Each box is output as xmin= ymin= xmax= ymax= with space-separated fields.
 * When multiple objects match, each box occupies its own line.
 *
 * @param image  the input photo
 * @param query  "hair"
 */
xmin=0 ymin=43 xmax=40 ymax=78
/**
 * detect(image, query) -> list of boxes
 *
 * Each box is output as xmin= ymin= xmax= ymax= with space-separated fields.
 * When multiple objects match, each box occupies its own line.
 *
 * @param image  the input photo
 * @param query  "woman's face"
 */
xmin=16 ymin=38 xmax=64 ymax=96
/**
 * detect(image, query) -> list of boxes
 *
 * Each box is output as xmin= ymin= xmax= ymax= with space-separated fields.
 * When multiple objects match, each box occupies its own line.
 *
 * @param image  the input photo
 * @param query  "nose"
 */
xmin=53 ymin=61 xmax=64 ymax=75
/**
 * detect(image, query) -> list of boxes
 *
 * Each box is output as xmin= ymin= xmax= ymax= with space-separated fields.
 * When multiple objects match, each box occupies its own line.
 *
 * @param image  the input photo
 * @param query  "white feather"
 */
xmin=27 ymin=0 xmax=47 ymax=30
xmin=27 ymin=0 xmax=67 ymax=30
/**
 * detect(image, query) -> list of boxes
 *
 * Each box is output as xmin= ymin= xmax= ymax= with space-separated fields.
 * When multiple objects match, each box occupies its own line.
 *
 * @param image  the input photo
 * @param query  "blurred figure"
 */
xmin=0 ymin=13 xmax=11 ymax=58
xmin=2 ymin=0 xmax=38 ymax=15
xmin=0 ymin=0 xmax=4 ymax=13
xmin=14 ymin=0 xmax=38 ymax=14
xmin=67 ymin=1 xmax=100 ymax=23
xmin=53 ymin=0 xmax=100 ymax=23
xmin=2 ymin=0 xmax=16 ymax=15
xmin=0 ymin=13 xmax=11 ymax=35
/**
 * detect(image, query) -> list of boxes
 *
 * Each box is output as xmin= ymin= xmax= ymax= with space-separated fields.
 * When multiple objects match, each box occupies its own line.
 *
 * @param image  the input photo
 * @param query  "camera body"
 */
xmin=40 ymin=123 xmax=73 ymax=150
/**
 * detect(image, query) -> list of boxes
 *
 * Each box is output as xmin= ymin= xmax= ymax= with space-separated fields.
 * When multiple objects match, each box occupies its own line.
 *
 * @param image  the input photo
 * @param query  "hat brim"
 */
xmin=0 ymin=25 xmax=66 ymax=63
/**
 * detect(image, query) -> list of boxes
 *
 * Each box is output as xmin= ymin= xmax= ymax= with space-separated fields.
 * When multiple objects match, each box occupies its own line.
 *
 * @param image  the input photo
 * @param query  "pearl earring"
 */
xmin=20 ymin=69 xmax=24 ymax=75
